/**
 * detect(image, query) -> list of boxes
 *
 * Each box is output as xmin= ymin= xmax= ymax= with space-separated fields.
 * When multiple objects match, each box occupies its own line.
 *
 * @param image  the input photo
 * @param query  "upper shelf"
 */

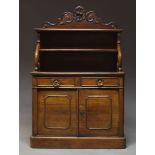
xmin=35 ymin=6 xmax=123 ymax=32
xmin=39 ymin=48 xmax=117 ymax=52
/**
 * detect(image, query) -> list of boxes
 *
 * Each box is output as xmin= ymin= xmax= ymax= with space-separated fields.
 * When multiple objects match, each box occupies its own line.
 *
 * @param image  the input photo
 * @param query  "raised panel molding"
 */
xmin=43 ymin=95 xmax=71 ymax=129
xmin=85 ymin=95 xmax=112 ymax=130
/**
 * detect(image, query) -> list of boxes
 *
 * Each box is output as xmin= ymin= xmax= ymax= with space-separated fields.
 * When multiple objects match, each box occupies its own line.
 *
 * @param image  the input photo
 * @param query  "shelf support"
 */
xmin=117 ymin=33 xmax=122 ymax=72
xmin=34 ymin=40 xmax=40 ymax=71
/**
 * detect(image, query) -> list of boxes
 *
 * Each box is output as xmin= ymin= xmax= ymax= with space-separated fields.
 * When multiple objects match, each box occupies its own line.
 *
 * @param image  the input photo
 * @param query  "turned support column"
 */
xmin=34 ymin=38 xmax=40 ymax=71
xmin=117 ymin=33 xmax=122 ymax=72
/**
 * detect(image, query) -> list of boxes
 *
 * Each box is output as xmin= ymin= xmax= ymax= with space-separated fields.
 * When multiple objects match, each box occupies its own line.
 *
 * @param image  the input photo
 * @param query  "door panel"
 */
xmin=44 ymin=95 xmax=71 ymax=129
xmin=79 ymin=89 xmax=119 ymax=136
xmin=86 ymin=96 xmax=112 ymax=130
xmin=38 ymin=89 xmax=77 ymax=136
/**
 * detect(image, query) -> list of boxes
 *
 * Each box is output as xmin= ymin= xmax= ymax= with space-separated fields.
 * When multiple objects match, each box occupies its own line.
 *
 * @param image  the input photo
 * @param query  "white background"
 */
xmin=0 ymin=0 xmax=19 ymax=155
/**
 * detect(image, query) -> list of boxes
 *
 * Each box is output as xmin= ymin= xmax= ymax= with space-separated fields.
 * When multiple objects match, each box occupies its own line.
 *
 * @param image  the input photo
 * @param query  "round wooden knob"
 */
xmin=97 ymin=79 xmax=104 ymax=87
xmin=52 ymin=79 xmax=60 ymax=87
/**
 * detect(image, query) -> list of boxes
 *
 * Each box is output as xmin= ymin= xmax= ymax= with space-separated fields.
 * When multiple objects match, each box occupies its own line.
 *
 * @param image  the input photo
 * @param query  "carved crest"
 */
xmin=43 ymin=6 xmax=117 ymax=28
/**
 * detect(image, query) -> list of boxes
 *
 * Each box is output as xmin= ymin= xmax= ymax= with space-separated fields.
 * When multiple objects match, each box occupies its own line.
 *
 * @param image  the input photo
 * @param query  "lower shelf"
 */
xmin=30 ymin=136 xmax=126 ymax=149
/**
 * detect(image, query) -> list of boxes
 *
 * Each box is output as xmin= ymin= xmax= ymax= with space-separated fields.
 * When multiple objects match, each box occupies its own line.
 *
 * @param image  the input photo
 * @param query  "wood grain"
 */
xmin=31 ymin=136 xmax=126 ymax=148
xmin=31 ymin=6 xmax=125 ymax=149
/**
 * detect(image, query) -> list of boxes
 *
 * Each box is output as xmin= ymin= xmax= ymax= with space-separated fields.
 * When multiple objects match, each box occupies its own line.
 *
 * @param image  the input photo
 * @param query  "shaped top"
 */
xmin=35 ymin=6 xmax=123 ymax=32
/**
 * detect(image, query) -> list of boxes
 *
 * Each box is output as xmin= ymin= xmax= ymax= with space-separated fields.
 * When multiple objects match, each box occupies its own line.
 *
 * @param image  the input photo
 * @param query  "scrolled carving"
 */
xmin=86 ymin=11 xmax=101 ymax=23
xmin=59 ymin=12 xmax=74 ymax=25
xmin=34 ymin=40 xmax=40 ymax=71
xmin=117 ymin=33 xmax=122 ymax=71
xmin=105 ymin=22 xmax=117 ymax=28
xmin=73 ymin=5 xmax=85 ymax=21
xmin=43 ymin=5 xmax=117 ymax=28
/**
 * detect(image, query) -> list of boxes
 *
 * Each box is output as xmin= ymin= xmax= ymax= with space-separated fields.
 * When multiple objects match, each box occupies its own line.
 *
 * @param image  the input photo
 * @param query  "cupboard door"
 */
xmin=37 ymin=89 xmax=78 ymax=136
xmin=79 ymin=89 xmax=120 ymax=136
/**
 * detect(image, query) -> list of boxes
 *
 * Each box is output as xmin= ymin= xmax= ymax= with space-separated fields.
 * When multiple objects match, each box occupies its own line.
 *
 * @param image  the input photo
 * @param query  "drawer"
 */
xmin=80 ymin=77 xmax=119 ymax=87
xmin=37 ymin=77 xmax=75 ymax=87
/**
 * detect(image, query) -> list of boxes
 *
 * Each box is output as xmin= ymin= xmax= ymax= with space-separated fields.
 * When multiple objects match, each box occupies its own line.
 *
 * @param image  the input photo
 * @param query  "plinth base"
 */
xmin=30 ymin=136 xmax=126 ymax=149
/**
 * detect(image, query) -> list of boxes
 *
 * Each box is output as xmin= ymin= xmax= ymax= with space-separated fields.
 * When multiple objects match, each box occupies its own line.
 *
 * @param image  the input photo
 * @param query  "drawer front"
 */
xmin=80 ymin=77 xmax=119 ymax=87
xmin=37 ymin=77 xmax=75 ymax=87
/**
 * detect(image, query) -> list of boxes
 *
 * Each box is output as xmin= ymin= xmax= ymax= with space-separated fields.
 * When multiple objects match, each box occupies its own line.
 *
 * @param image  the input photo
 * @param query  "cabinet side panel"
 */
xmin=32 ymin=88 xmax=38 ymax=136
xmin=118 ymin=88 xmax=124 ymax=136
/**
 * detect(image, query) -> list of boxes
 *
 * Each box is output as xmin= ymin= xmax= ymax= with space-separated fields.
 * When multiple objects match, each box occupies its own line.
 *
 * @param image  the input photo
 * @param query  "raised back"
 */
xmin=35 ymin=6 xmax=122 ymax=31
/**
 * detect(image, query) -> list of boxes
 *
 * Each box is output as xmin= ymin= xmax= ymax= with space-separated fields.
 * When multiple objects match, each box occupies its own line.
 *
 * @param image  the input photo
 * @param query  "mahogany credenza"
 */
xmin=30 ymin=6 xmax=126 ymax=148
